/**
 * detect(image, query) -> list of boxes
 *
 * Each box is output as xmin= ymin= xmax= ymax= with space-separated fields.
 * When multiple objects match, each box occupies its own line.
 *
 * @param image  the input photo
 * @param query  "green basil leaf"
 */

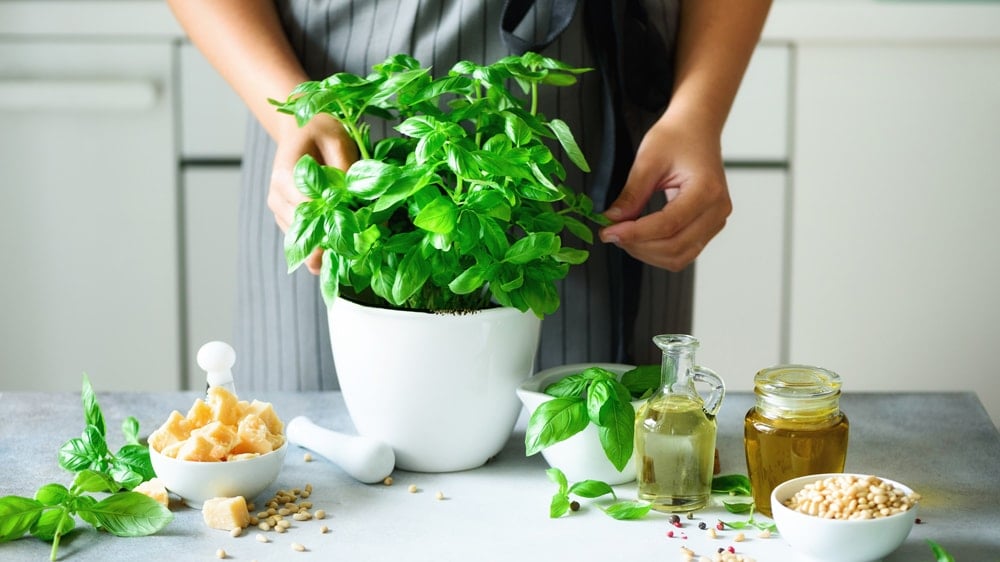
xmin=524 ymin=398 xmax=589 ymax=456
xmin=504 ymin=232 xmax=559 ymax=265
xmin=80 ymin=374 xmax=106 ymax=438
xmin=0 ymin=496 xmax=45 ymax=542
xmin=621 ymin=365 xmax=661 ymax=399
xmin=72 ymin=470 xmax=119 ymax=494
xmin=346 ymin=159 xmax=401 ymax=198
xmin=284 ymin=210 xmax=325 ymax=273
xmin=77 ymin=492 xmax=173 ymax=538
xmin=72 ymin=495 xmax=100 ymax=530
xmin=30 ymin=507 xmax=75 ymax=542
xmin=57 ymin=437 xmax=95 ymax=473
xmin=34 ymin=484 xmax=70 ymax=507
xmin=597 ymin=399 xmax=635 ymax=472
xmin=723 ymin=520 xmax=752 ymax=529
xmin=927 ymin=540 xmax=956 ymax=562
xmin=121 ymin=416 xmax=141 ymax=446
xmin=415 ymin=131 xmax=446 ymax=164
xmin=549 ymin=493 xmax=570 ymax=519
xmin=723 ymin=501 xmax=755 ymax=515
xmin=391 ymin=246 xmax=431 ymax=305
xmin=81 ymin=424 xmax=109 ymax=461
xmin=603 ymin=500 xmax=652 ymax=521
xmin=448 ymin=264 xmax=488 ymax=295
xmin=319 ymin=251 xmax=342 ymax=305
xmin=445 ymin=143 xmax=479 ymax=179
xmin=712 ymin=474 xmax=753 ymax=497
xmin=413 ymin=196 xmax=458 ymax=235
xmin=552 ymin=247 xmax=588 ymax=265
xmin=568 ymin=480 xmax=616 ymax=500
xmin=502 ymin=111 xmax=532 ymax=146
xmin=545 ymin=118 xmax=590 ymax=173
xmin=396 ymin=115 xmax=437 ymax=139
xmin=292 ymin=154 xmax=326 ymax=199
xmin=114 ymin=445 xmax=155 ymax=485
xmin=543 ymin=374 xmax=591 ymax=399
xmin=546 ymin=467 xmax=568 ymax=496
xmin=586 ymin=378 xmax=615 ymax=425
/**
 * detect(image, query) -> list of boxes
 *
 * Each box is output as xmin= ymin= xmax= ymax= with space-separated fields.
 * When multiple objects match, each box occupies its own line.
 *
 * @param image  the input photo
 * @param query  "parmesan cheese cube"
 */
xmin=148 ymin=411 xmax=190 ymax=453
xmin=202 ymin=496 xmax=250 ymax=531
xmin=133 ymin=477 xmax=170 ymax=507
xmin=186 ymin=398 xmax=214 ymax=428
xmin=207 ymin=386 xmax=241 ymax=426
xmin=230 ymin=414 xmax=274 ymax=456
xmin=177 ymin=421 xmax=237 ymax=461
xmin=248 ymin=400 xmax=284 ymax=436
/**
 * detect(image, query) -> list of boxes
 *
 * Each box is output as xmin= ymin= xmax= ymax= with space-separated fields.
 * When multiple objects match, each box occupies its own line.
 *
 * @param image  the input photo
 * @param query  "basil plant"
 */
xmin=272 ymin=52 xmax=607 ymax=317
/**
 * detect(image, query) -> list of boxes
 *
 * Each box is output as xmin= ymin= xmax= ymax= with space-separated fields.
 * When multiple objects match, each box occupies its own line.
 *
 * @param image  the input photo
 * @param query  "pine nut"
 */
xmin=291 ymin=543 xmax=306 ymax=552
xmin=255 ymin=533 xmax=269 ymax=543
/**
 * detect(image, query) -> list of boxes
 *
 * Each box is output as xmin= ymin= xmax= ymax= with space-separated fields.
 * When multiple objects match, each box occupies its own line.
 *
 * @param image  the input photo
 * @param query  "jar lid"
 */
xmin=754 ymin=365 xmax=842 ymax=419
xmin=754 ymin=364 xmax=841 ymax=399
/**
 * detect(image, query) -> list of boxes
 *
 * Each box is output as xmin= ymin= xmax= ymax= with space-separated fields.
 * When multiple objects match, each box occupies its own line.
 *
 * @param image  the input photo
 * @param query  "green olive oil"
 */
xmin=635 ymin=393 xmax=718 ymax=512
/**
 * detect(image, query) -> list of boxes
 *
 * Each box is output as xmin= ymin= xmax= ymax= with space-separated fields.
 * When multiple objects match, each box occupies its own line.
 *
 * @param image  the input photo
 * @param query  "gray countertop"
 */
xmin=1 ymin=391 xmax=998 ymax=561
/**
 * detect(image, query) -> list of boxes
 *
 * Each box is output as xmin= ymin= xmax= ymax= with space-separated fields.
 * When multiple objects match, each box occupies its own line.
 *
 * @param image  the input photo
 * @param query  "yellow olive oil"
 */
xmin=743 ymin=365 xmax=849 ymax=517
xmin=635 ymin=393 xmax=717 ymax=512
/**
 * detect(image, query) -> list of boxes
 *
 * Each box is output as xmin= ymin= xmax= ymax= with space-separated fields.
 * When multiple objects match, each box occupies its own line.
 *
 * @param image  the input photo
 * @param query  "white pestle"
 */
xmin=197 ymin=341 xmax=236 ymax=394
xmin=286 ymin=416 xmax=395 ymax=484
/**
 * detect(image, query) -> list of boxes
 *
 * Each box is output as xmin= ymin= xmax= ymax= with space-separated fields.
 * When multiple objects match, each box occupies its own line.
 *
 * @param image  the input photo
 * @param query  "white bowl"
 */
xmin=149 ymin=443 xmax=287 ymax=509
xmin=516 ymin=363 xmax=642 ymax=485
xmin=771 ymin=473 xmax=919 ymax=562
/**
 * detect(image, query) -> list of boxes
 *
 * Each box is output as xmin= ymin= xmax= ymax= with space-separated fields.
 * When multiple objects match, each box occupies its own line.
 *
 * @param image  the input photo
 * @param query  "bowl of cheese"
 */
xmin=148 ymin=386 xmax=287 ymax=508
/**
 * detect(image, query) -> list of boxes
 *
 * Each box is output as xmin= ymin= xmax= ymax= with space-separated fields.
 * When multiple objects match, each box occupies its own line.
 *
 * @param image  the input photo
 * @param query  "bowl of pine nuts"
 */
xmin=770 ymin=473 xmax=921 ymax=562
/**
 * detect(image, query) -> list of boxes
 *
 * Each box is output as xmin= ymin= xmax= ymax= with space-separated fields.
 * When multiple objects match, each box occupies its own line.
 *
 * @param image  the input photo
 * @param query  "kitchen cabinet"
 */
xmin=0 ymin=40 xmax=180 ymax=391
xmin=788 ymin=45 xmax=1000 ymax=406
xmin=182 ymin=168 xmax=241 ymax=380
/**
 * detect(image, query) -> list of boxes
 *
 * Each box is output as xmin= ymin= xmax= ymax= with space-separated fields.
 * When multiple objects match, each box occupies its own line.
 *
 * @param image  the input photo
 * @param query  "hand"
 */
xmin=599 ymin=116 xmax=732 ymax=272
xmin=268 ymin=114 xmax=359 ymax=274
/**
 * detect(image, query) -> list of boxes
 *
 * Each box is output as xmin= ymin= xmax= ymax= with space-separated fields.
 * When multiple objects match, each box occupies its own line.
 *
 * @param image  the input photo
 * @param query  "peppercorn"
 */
xmin=698 ymin=521 xmax=708 ymax=530
xmin=569 ymin=501 xmax=580 ymax=512
xmin=669 ymin=514 xmax=681 ymax=524
xmin=716 ymin=521 xmax=725 ymax=531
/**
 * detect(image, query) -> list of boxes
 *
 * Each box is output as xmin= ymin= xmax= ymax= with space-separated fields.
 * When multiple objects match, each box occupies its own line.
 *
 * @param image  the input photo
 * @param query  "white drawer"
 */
xmin=722 ymin=44 xmax=790 ymax=162
xmin=179 ymin=43 xmax=247 ymax=159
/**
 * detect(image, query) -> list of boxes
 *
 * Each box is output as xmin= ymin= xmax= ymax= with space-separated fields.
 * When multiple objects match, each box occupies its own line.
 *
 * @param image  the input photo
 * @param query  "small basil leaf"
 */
xmin=72 ymin=470 xmax=119 ymax=494
xmin=30 ymin=508 xmax=75 ymax=542
xmin=712 ymin=474 xmax=753 ymax=497
xmin=568 ymin=480 xmax=616 ymax=500
xmin=34 ymin=484 xmax=70 ymax=507
xmin=546 ymin=468 xmax=568 ymax=496
xmin=723 ymin=501 xmax=755 ymax=515
xmin=80 ymin=374 xmax=106 ymax=438
xmin=603 ymin=500 xmax=652 ymax=521
xmin=549 ymin=493 xmax=570 ymax=519
xmin=121 ymin=417 xmax=141 ymax=446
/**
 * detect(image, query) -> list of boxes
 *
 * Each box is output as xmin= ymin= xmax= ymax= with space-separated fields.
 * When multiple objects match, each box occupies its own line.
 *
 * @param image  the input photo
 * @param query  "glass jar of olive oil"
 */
xmin=744 ymin=365 xmax=849 ymax=517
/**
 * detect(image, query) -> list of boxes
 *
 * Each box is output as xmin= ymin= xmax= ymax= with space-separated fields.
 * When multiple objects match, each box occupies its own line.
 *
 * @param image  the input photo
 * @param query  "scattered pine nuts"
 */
xmin=383 ymin=476 xmax=394 ymax=486
xmin=275 ymin=525 xmax=286 ymax=534
xmin=314 ymin=509 xmax=326 ymax=520
xmin=734 ymin=532 xmax=746 ymax=542
xmin=435 ymin=491 xmax=445 ymax=500
xmin=276 ymin=520 xmax=291 ymax=530
xmin=757 ymin=529 xmax=772 ymax=539
xmin=706 ymin=527 xmax=717 ymax=538
xmin=257 ymin=522 xmax=271 ymax=532
xmin=229 ymin=527 xmax=242 ymax=538
xmin=291 ymin=543 xmax=306 ymax=552
xmin=255 ymin=533 xmax=269 ymax=543
xmin=215 ymin=548 xmax=227 ymax=559
xmin=320 ymin=525 xmax=330 ymax=534
xmin=293 ymin=511 xmax=312 ymax=521
xmin=408 ymin=484 xmax=418 ymax=493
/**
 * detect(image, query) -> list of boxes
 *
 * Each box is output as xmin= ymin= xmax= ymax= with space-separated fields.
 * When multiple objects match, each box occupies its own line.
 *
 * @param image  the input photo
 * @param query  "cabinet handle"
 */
xmin=0 ymin=79 xmax=159 ymax=111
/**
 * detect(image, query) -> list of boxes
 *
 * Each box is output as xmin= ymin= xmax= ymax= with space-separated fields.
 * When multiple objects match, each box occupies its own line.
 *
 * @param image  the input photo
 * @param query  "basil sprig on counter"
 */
xmin=57 ymin=374 xmax=155 ymax=490
xmin=526 ymin=366 xmax=658 ymax=471
xmin=0 ymin=375 xmax=171 ymax=560
xmin=546 ymin=468 xmax=652 ymax=520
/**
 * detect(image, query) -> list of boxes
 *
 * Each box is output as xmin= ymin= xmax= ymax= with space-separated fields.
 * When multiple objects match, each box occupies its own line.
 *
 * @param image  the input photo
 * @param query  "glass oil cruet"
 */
xmin=635 ymin=334 xmax=725 ymax=512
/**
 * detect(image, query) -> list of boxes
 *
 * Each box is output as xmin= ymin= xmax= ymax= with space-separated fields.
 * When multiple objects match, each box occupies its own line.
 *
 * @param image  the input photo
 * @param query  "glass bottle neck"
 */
xmin=654 ymin=334 xmax=698 ymax=391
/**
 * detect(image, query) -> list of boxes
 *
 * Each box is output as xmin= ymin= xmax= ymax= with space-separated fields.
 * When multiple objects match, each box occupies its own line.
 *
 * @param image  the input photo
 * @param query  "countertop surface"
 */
xmin=1 ymin=390 xmax=998 ymax=561
xmin=1 ymin=0 xmax=1000 ymax=42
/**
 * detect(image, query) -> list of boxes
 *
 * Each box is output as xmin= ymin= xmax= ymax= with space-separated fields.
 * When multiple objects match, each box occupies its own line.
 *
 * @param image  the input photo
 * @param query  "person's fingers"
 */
xmin=305 ymin=248 xmax=323 ymax=275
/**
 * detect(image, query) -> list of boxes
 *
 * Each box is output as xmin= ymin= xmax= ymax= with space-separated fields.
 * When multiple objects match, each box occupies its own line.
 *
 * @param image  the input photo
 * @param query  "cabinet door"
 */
xmin=790 ymin=45 xmax=1000 ymax=423
xmin=183 ymin=167 xmax=240 ymax=384
xmin=0 ymin=42 xmax=179 ymax=391
xmin=693 ymin=169 xmax=787 ymax=391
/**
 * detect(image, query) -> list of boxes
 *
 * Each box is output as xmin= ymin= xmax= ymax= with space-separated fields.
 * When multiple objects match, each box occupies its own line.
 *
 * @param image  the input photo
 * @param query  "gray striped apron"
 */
xmin=235 ymin=0 xmax=692 ymax=391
